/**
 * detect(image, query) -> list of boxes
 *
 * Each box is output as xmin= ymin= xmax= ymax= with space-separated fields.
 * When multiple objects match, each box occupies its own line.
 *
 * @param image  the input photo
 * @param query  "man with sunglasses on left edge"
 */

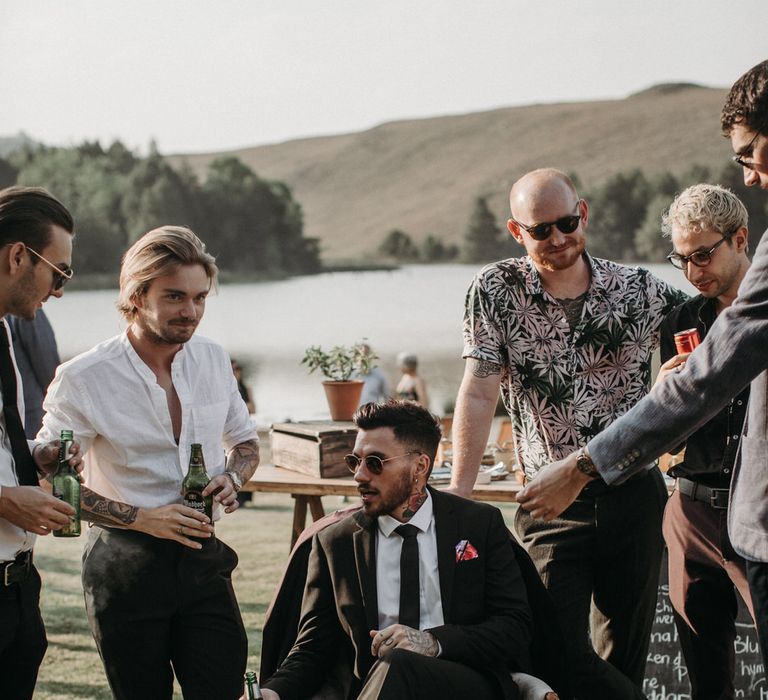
xmin=448 ymin=168 xmax=686 ymax=699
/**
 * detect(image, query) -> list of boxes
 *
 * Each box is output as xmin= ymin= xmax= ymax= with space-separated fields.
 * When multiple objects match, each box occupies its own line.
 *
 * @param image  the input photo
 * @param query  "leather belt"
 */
xmin=677 ymin=477 xmax=729 ymax=510
xmin=1 ymin=549 xmax=32 ymax=586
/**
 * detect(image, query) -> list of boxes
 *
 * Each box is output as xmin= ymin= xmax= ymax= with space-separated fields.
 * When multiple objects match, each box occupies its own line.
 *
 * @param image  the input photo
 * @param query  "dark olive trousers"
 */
xmin=0 ymin=565 xmax=47 ymax=700
xmin=515 ymin=468 xmax=667 ymax=700
xmin=82 ymin=527 xmax=247 ymax=700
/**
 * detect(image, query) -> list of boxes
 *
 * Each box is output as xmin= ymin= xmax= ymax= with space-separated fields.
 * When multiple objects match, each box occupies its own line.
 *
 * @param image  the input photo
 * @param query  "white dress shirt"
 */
xmin=0 ymin=318 xmax=35 ymax=560
xmin=376 ymin=491 xmax=444 ymax=630
xmin=37 ymin=332 xmax=258 ymax=515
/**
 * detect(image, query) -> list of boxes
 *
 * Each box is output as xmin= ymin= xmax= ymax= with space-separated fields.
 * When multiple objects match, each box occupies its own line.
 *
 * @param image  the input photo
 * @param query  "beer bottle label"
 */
xmin=183 ymin=491 xmax=206 ymax=513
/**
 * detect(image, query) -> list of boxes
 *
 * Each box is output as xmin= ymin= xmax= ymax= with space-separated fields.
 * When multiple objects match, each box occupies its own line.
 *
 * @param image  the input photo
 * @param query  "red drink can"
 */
xmin=674 ymin=328 xmax=701 ymax=354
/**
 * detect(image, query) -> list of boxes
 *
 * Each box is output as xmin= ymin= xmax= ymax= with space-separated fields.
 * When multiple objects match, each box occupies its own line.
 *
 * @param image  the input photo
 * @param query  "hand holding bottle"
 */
xmin=131 ymin=503 xmax=214 ymax=549
xmin=32 ymin=437 xmax=83 ymax=478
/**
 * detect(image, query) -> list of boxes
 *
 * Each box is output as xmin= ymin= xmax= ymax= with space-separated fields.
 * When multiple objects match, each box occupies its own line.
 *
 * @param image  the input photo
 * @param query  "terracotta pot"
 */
xmin=322 ymin=380 xmax=364 ymax=421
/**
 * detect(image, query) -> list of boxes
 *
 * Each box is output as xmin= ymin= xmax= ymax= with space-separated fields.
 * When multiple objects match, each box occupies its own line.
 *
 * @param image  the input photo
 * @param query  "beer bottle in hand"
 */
xmin=244 ymin=671 xmax=263 ymax=700
xmin=181 ymin=443 xmax=213 ymax=522
xmin=53 ymin=429 xmax=81 ymax=537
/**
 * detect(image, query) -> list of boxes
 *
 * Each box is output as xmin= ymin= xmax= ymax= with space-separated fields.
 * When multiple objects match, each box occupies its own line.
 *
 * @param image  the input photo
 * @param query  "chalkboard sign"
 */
xmin=643 ymin=551 xmax=765 ymax=698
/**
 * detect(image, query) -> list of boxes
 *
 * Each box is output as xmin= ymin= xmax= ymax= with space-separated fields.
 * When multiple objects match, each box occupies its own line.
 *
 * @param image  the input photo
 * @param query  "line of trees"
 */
xmin=582 ymin=165 xmax=767 ymax=262
xmin=378 ymin=164 xmax=768 ymax=265
xmin=0 ymin=142 xmax=321 ymax=277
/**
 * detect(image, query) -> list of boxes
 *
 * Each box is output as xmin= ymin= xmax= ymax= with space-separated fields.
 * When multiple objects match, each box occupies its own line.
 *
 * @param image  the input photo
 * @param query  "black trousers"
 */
xmin=0 ymin=564 xmax=47 ymax=700
xmin=746 ymin=560 xmax=768 ymax=674
xmin=82 ymin=527 xmax=247 ymax=700
xmin=358 ymin=648 xmax=517 ymax=700
xmin=663 ymin=489 xmax=754 ymax=700
xmin=515 ymin=468 xmax=667 ymax=700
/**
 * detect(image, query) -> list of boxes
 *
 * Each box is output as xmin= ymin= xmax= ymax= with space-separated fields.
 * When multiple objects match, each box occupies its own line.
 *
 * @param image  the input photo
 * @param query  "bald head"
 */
xmin=506 ymin=168 xmax=587 ymax=272
xmin=509 ymin=169 xmax=578 ymax=218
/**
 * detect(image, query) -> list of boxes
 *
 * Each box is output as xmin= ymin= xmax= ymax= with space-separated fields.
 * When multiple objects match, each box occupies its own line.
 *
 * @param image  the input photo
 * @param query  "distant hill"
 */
xmin=170 ymin=84 xmax=731 ymax=262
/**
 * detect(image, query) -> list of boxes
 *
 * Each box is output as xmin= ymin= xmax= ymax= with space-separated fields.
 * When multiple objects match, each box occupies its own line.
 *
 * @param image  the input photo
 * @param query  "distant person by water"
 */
xmin=354 ymin=343 xmax=389 ymax=406
xmin=231 ymin=358 xmax=255 ymax=414
xmin=396 ymin=351 xmax=428 ymax=408
xmin=8 ymin=309 xmax=60 ymax=438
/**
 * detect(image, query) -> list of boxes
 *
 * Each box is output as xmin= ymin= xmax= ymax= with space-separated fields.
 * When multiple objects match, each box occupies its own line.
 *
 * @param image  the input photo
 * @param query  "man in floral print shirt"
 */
xmin=449 ymin=169 xmax=686 ymax=700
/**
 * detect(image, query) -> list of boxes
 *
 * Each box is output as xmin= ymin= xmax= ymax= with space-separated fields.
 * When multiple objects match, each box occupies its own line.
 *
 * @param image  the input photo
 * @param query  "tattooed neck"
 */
xmin=400 ymin=485 xmax=427 ymax=520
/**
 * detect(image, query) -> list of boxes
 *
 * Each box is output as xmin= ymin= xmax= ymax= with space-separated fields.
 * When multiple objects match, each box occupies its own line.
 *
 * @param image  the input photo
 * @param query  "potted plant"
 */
xmin=301 ymin=342 xmax=376 ymax=421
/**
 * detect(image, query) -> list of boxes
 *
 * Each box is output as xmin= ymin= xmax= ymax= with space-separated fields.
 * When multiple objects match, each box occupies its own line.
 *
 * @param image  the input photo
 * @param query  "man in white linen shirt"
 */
xmin=0 ymin=186 xmax=83 ymax=700
xmin=38 ymin=225 xmax=260 ymax=700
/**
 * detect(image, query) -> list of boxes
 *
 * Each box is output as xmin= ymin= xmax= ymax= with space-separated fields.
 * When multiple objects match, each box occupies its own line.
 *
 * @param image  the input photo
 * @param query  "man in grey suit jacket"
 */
xmin=516 ymin=59 xmax=768 ymax=670
xmin=262 ymin=400 xmax=537 ymax=700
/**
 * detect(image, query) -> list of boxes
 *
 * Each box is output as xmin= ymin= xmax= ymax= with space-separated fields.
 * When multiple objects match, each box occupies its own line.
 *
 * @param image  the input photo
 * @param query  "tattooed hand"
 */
xmin=369 ymin=624 xmax=439 ymax=658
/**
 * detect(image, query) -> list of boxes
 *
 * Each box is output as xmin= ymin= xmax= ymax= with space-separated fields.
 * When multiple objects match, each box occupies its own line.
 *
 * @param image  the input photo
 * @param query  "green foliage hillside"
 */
xmin=6 ymin=143 xmax=320 ymax=278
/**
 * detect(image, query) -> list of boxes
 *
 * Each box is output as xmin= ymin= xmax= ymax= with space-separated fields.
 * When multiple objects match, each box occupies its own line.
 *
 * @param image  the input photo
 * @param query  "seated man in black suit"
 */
xmin=262 ymin=399 xmax=551 ymax=700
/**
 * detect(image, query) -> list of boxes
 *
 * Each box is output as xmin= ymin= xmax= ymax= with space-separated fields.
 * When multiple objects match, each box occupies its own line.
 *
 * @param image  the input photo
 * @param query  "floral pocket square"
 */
xmin=455 ymin=539 xmax=479 ymax=562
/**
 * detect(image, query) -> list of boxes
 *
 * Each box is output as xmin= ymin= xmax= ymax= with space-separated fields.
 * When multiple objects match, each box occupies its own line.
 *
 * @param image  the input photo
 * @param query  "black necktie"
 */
xmin=395 ymin=524 xmax=420 ymax=628
xmin=0 ymin=321 xmax=38 ymax=485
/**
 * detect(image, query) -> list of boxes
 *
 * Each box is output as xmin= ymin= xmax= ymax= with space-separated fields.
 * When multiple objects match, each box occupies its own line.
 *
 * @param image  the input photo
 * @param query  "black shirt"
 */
xmin=659 ymin=295 xmax=749 ymax=488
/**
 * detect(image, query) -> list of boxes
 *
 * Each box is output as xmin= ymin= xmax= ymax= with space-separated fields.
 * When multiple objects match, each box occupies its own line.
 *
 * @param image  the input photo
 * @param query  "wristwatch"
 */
xmin=575 ymin=448 xmax=599 ymax=478
xmin=224 ymin=471 xmax=243 ymax=492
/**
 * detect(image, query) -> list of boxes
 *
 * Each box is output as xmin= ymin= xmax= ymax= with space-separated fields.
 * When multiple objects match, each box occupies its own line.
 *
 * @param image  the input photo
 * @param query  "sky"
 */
xmin=2 ymin=0 xmax=767 ymax=155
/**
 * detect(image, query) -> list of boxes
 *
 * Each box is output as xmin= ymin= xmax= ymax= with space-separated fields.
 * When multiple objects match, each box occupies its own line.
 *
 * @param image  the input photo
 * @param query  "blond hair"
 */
xmin=661 ymin=184 xmax=748 ymax=240
xmin=117 ymin=225 xmax=218 ymax=320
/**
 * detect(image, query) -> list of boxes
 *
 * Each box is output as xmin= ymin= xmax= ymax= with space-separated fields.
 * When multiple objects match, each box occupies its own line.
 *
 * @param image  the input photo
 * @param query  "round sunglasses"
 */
xmin=344 ymin=451 xmax=422 ymax=474
xmin=510 ymin=201 xmax=582 ymax=241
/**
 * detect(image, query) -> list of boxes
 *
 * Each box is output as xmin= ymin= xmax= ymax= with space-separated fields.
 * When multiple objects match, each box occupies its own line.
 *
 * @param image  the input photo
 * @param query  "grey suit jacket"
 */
xmin=586 ymin=227 xmax=768 ymax=562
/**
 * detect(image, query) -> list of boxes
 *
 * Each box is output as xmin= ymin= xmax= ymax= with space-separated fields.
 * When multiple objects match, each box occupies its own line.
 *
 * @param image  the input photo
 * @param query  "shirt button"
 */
xmin=733 ymin=434 xmax=740 ymax=440
xmin=724 ymin=468 xmax=730 ymax=474
xmin=737 ymin=401 xmax=743 ymax=406
xmin=618 ymin=464 xmax=625 ymax=471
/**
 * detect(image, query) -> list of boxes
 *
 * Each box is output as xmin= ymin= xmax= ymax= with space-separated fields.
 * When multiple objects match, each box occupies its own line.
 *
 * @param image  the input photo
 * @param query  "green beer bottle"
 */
xmin=244 ymin=671 xmax=263 ymax=700
xmin=181 ymin=443 xmax=213 ymax=522
xmin=52 ymin=429 xmax=81 ymax=537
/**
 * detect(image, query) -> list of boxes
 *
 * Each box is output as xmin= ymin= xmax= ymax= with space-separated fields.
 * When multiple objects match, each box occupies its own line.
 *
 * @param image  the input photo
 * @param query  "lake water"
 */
xmin=43 ymin=263 xmax=696 ymax=427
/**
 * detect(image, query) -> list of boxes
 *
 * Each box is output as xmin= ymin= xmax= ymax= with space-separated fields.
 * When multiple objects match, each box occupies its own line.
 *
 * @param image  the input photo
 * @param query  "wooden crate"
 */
xmin=270 ymin=421 xmax=358 ymax=478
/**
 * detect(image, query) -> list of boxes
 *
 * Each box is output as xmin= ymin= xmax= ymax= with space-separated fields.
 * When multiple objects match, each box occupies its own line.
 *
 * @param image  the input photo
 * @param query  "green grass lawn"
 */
xmin=33 ymin=493 xmax=519 ymax=700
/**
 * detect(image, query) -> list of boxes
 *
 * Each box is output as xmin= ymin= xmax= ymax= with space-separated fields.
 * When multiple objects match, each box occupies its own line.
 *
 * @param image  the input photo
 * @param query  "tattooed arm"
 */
xmin=448 ymin=358 xmax=503 ymax=497
xmin=80 ymin=486 xmax=214 ymax=550
xmin=80 ymin=486 xmax=139 ymax=528
xmin=225 ymin=438 xmax=260 ymax=484
xmin=202 ymin=438 xmax=260 ymax=514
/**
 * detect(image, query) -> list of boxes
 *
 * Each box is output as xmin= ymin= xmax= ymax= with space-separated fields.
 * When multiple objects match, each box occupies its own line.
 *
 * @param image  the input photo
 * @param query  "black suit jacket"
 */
xmin=263 ymin=488 xmax=534 ymax=700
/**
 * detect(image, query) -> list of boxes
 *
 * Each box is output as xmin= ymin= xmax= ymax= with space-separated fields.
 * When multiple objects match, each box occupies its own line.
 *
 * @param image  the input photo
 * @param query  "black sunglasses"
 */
xmin=510 ymin=201 xmax=582 ymax=241
xmin=344 ymin=451 xmax=421 ymax=475
xmin=667 ymin=234 xmax=730 ymax=270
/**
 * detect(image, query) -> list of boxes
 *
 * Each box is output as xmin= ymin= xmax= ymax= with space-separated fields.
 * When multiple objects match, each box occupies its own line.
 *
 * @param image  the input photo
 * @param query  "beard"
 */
xmin=140 ymin=318 xmax=199 ymax=346
xmin=7 ymin=267 xmax=42 ymax=321
xmin=359 ymin=469 xmax=414 ymax=519
xmin=531 ymin=238 xmax=586 ymax=272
